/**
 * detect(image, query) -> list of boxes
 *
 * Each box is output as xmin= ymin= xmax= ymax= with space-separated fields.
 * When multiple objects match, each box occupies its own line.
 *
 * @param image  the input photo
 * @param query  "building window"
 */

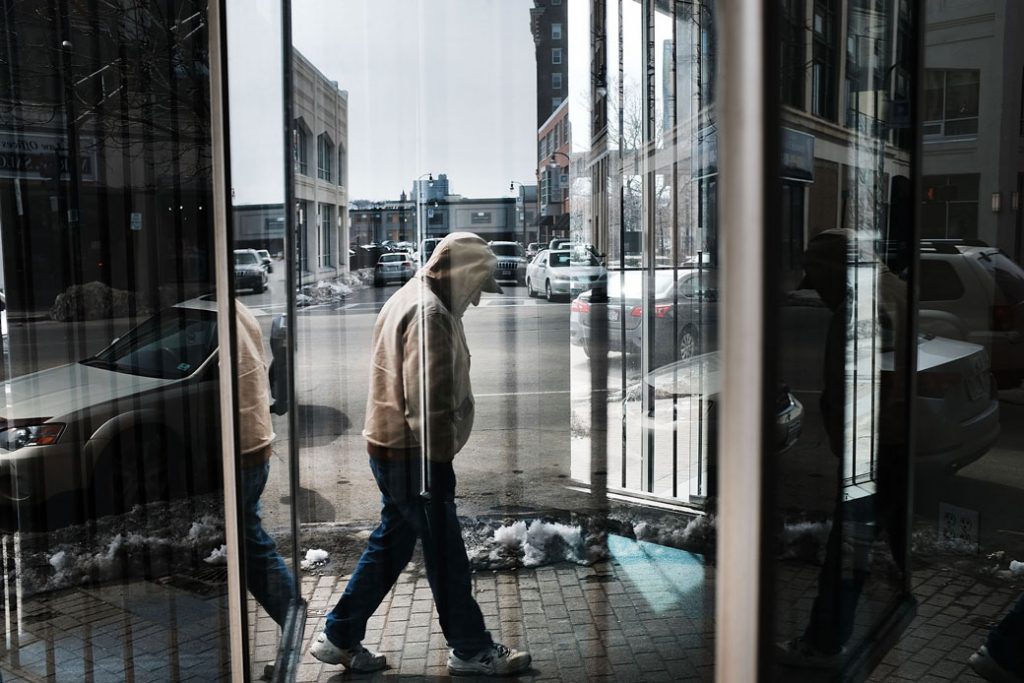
xmin=780 ymin=0 xmax=805 ymax=109
xmin=552 ymin=23 xmax=562 ymax=40
xmin=317 ymin=134 xmax=333 ymax=182
xmin=552 ymin=73 xmax=562 ymax=90
xmin=338 ymin=146 xmax=346 ymax=186
xmin=551 ymin=97 xmax=562 ymax=110
xmin=470 ymin=211 xmax=492 ymax=225
xmin=319 ymin=204 xmax=334 ymax=267
xmin=551 ymin=48 xmax=562 ymax=65
xmin=293 ymin=122 xmax=308 ymax=175
xmin=810 ymin=0 xmax=837 ymax=121
xmin=921 ymin=174 xmax=979 ymax=239
xmin=924 ymin=70 xmax=980 ymax=138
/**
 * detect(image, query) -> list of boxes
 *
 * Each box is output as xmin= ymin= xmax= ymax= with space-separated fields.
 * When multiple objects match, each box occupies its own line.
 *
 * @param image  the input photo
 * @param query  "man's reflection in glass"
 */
xmin=779 ymin=229 xmax=909 ymax=668
xmin=236 ymin=302 xmax=295 ymax=629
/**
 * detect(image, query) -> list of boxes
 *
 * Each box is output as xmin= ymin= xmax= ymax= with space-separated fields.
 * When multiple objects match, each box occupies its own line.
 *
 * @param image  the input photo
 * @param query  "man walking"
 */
xmin=310 ymin=233 xmax=531 ymax=676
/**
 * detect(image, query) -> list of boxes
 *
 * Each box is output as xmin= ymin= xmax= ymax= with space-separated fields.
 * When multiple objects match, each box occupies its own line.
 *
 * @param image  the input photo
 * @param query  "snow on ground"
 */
xmin=8 ymin=496 xmax=226 ymax=596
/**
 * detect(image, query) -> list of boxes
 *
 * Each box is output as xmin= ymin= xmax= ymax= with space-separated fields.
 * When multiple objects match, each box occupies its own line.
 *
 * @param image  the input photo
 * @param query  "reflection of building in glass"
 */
xmin=0 ymin=1 xmax=214 ymax=312
xmin=775 ymin=0 xmax=915 ymax=283
xmin=349 ymin=195 xmax=416 ymax=244
xmin=530 ymin=0 xmax=568 ymax=129
xmin=920 ymin=1 xmax=1024 ymax=259
xmin=351 ymin=177 xmax=522 ymax=244
xmin=537 ymin=100 xmax=571 ymax=242
xmin=292 ymin=49 xmax=348 ymax=280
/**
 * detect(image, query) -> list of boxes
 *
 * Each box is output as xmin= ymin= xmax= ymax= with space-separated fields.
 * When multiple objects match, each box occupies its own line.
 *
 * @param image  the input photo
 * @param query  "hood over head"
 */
xmin=420 ymin=232 xmax=503 ymax=315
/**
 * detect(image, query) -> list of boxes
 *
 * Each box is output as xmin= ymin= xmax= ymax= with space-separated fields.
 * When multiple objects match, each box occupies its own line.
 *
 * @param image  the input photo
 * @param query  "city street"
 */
xmin=3 ymin=262 xmax=1024 ymax=560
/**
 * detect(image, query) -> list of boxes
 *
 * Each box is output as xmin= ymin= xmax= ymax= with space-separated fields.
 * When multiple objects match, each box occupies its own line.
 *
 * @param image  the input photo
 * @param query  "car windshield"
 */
xmin=550 ymin=251 xmax=600 ymax=268
xmin=234 ymin=251 xmax=259 ymax=266
xmin=257 ymin=250 xmax=270 ymax=259
xmin=975 ymin=250 xmax=1024 ymax=304
xmin=380 ymin=254 xmax=405 ymax=263
xmin=490 ymin=244 xmax=524 ymax=257
xmin=82 ymin=308 xmax=218 ymax=380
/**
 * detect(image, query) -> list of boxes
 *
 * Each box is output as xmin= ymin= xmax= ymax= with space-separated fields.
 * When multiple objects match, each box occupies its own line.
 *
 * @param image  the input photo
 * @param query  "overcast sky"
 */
xmin=228 ymin=0 xmax=555 ymax=205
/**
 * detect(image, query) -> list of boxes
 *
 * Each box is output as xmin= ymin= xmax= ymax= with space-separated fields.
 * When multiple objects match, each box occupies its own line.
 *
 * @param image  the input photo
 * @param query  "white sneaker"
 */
xmin=447 ymin=643 xmax=531 ymax=676
xmin=309 ymin=632 xmax=387 ymax=672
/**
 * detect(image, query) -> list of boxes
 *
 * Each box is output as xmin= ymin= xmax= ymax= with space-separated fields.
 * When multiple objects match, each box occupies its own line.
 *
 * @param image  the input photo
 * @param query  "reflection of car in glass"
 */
xmin=526 ymin=249 xmax=607 ymax=301
xmin=917 ymin=240 xmax=1024 ymax=388
xmin=416 ymin=237 xmax=444 ymax=265
xmin=570 ymin=268 xmax=719 ymax=365
xmin=255 ymin=248 xmax=273 ymax=273
xmin=910 ymin=334 xmax=1000 ymax=474
xmin=782 ymin=290 xmax=1000 ymax=475
xmin=234 ymin=248 xmax=268 ymax=293
xmin=488 ymin=241 xmax=526 ymax=286
xmin=0 ymin=301 xmax=288 ymax=530
xmin=626 ymin=352 xmax=803 ymax=501
xmin=374 ymin=253 xmax=416 ymax=286
xmin=526 ymin=242 xmax=545 ymax=260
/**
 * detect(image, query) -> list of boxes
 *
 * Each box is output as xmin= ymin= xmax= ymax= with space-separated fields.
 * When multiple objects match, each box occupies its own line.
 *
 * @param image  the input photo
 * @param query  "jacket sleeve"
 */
xmin=402 ymin=308 xmax=461 ymax=460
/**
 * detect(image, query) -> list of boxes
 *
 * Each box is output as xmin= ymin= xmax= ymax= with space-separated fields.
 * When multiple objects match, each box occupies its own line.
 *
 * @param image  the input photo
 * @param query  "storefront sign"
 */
xmin=0 ymin=131 xmax=97 ymax=182
xmin=781 ymin=127 xmax=814 ymax=182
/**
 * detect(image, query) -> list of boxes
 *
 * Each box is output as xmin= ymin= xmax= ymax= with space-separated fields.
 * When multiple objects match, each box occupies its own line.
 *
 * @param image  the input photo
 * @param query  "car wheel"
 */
xmin=678 ymin=326 xmax=699 ymax=360
xmin=545 ymin=280 xmax=553 ymax=301
xmin=527 ymin=278 xmax=536 ymax=297
xmin=254 ymin=281 xmax=265 ymax=294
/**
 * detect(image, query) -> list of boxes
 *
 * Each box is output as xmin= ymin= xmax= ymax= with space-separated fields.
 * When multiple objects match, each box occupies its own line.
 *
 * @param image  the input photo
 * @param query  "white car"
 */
xmin=0 ymin=299 xmax=287 ymax=530
xmin=525 ymin=249 xmax=607 ymax=301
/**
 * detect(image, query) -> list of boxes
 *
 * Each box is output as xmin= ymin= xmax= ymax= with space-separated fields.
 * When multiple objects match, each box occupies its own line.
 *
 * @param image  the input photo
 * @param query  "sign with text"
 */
xmin=0 ymin=131 xmax=97 ymax=182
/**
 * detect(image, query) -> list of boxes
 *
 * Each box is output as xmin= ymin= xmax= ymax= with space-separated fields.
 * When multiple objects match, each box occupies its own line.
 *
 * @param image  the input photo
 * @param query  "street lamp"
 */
xmin=509 ymin=180 xmax=529 ymax=247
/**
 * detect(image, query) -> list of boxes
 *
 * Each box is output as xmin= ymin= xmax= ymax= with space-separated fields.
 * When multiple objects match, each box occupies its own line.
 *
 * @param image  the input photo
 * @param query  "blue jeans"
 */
xmin=243 ymin=460 xmax=295 ymax=628
xmin=324 ymin=457 xmax=492 ymax=658
xmin=986 ymin=592 xmax=1024 ymax=675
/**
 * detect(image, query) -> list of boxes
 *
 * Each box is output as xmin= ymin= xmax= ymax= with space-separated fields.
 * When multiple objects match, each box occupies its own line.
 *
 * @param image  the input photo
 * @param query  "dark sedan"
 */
xmin=570 ymin=268 xmax=718 ymax=367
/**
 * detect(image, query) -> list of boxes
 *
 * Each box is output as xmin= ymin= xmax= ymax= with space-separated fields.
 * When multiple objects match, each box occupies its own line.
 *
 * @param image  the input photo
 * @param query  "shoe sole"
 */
xmin=447 ymin=660 xmax=532 ymax=676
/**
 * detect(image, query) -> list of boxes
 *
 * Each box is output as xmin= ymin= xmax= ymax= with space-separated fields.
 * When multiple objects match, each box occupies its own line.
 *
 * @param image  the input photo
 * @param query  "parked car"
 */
xmin=526 ymin=242 xmax=545 ymax=260
xmin=233 ymin=248 xmax=268 ymax=293
xmin=570 ymin=268 xmax=718 ymax=364
xmin=374 ymin=252 xmax=416 ymax=286
xmin=778 ymin=287 xmax=1000 ymax=475
xmin=417 ymin=237 xmax=444 ymax=265
xmin=488 ymin=241 xmax=527 ymax=286
xmin=526 ymin=249 xmax=607 ymax=301
xmin=916 ymin=240 xmax=1024 ymax=388
xmin=255 ymin=249 xmax=273 ymax=273
xmin=0 ymin=299 xmax=289 ymax=530
xmin=548 ymin=238 xmax=572 ymax=251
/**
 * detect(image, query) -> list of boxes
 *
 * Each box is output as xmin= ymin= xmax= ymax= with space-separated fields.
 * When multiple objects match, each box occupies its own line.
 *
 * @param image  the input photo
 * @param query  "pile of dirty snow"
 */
xmin=466 ymin=519 xmax=609 ymax=570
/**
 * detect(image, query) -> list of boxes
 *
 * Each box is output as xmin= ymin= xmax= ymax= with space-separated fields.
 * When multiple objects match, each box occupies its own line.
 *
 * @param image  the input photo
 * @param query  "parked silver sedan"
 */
xmin=525 ymin=249 xmax=607 ymax=301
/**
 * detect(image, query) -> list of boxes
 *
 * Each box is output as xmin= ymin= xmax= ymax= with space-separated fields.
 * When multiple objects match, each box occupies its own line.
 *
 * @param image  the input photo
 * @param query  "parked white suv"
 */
xmin=917 ymin=240 xmax=1024 ymax=388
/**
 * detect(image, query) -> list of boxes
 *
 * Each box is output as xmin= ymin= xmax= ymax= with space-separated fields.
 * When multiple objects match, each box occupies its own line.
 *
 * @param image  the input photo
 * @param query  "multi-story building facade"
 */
xmin=537 ymin=100 xmax=571 ymax=242
xmin=349 ymin=196 xmax=416 ymax=245
xmin=920 ymin=0 xmax=1024 ymax=260
xmin=530 ymin=0 xmax=568 ymax=129
xmin=292 ymin=50 xmax=348 ymax=282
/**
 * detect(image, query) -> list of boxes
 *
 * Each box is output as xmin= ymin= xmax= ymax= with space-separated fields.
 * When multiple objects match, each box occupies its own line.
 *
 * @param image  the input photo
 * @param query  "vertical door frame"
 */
xmin=208 ymin=1 xmax=249 ymax=680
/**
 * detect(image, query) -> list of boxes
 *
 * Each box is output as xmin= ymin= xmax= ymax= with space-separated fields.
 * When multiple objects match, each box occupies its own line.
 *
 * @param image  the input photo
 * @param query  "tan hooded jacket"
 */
xmin=236 ymin=302 xmax=275 ymax=466
xmin=362 ymin=232 xmax=501 ymax=462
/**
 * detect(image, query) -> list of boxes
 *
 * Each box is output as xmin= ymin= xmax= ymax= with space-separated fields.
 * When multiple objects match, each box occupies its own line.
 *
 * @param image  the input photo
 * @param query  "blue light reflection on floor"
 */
xmin=607 ymin=534 xmax=707 ymax=615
